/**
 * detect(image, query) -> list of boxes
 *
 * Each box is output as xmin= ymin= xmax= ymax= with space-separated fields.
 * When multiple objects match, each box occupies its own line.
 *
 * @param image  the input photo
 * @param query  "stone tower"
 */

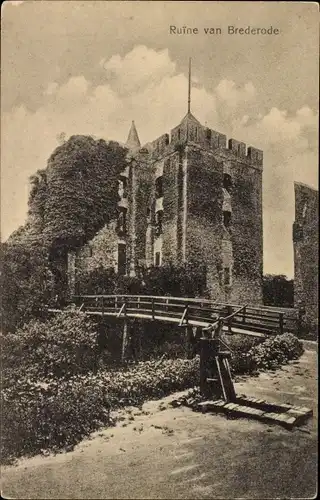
xmin=293 ymin=182 xmax=318 ymax=331
xmin=68 ymin=64 xmax=264 ymax=304
xmin=130 ymin=61 xmax=263 ymax=303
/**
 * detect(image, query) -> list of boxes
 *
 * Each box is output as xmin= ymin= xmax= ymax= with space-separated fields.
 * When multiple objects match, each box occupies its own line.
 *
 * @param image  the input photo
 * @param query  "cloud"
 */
xmin=100 ymin=45 xmax=176 ymax=96
xmin=227 ymin=104 xmax=318 ymax=277
xmin=215 ymin=79 xmax=256 ymax=108
xmin=44 ymin=82 xmax=59 ymax=96
xmin=1 ymin=46 xmax=318 ymax=278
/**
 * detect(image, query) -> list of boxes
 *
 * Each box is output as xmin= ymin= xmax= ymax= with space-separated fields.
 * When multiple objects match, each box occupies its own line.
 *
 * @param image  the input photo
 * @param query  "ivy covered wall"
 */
xmin=293 ymin=182 xmax=318 ymax=330
xmin=230 ymin=162 xmax=263 ymax=304
xmin=186 ymin=147 xmax=224 ymax=299
xmin=134 ymin=157 xmax=154 ymax=266
xmin=162 ymin=153 xmax=180 ymax=263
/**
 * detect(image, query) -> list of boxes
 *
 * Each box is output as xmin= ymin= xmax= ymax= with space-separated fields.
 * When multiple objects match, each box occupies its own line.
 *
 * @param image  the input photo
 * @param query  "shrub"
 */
xmin=1 ymin=357 xmax=199 ymax=463
xmin=245 ymin=332 xmax=304 ymax=372
xmin=76 ymin=265 xmax=117 ymax=295
xmin=263 ymin=274 xmax=294 ymax=307
xmin=141 ymin=261 xmax=208 ymax=297
xmin=1 ymin=332 xmax=304 ymax=464
xmin=1 ymin=308 xmax=98 ymax=385
xmin=74 ymin=260 xmax=208 ymax=298
xmin=230 ymin=332 xmax=304 ymax=374
xmin=0 ymin=241 xmax=55 ymax=333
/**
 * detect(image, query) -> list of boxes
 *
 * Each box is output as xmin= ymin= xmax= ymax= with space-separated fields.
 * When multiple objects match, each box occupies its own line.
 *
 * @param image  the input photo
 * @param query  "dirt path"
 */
xmin=2 ymin=350 xmax=317 ymax=499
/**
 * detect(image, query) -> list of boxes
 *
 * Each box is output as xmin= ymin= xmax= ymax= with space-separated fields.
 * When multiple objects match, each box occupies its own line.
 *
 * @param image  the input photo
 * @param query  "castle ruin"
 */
xmin=68 ymin=68 xmax=264 ymax=304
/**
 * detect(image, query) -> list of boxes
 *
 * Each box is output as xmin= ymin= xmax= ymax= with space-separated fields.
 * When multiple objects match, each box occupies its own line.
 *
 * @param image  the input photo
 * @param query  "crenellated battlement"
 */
xmin=228 ymin=138 xmax=246 ymax=157
xmin=246 ymin=146 xmax=263 ymax=166
xmin=144 ymin=117 xmax=263 ymax=168
xmin=206 ymin=128 xmax=226 ymax=149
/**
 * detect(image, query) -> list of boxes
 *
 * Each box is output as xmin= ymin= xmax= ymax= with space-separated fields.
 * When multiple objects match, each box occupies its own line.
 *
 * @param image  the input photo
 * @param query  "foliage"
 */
xmin=75 ymin=260 xmax=208 ymax=298
xmin=141 ymin=261 xmax=208 ymax=297
xmin=114 ymin=275 xmax=144 ymax=295
xmin=230 ymin=332 xmax=304 ymax=374
xmin=263 ymin=274 xmax=294 ymax=308
xmin=43 ymin=136 xmax=127 ymax=253
xmin=0 ymin=241 xmax=54 ymax=333
xmin=2 ymin=136 xmax=128 ymax=332
xmin=76 ymin=265 xmax=117 ymax=295
xmin=1 ymin=357 xmax=199 ymax=464
xmin=1 ymin=327 xmax=305 ymax=464
xmin=1 ymin=309 xmax=98 ymax=384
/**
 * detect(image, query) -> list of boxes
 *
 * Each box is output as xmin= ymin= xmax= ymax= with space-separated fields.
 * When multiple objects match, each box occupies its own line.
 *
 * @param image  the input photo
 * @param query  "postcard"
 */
xmin=1 ymin=1 xmax=318 ymax=499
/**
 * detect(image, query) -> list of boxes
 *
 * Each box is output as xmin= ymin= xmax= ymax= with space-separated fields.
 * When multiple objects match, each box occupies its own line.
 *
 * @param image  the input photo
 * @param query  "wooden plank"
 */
xmin=215 ymin=356 xmax=228 ymax=401
xmin=117 ymin=303 xmax=125 ymax=318
xmin=73 ymin=294 xmax=298 ymax=317
xmin=151 ymin=297 xmax=155 ymax=320
xmin=179 ymin=305 xmax=189 ymax=326
xmin=121 ymin=321 xmax=128 ymax=363
xmin=197 ymin=400 xmax=309 ymax=429
xmin=221 ymin=357 xmax=237 ymax=400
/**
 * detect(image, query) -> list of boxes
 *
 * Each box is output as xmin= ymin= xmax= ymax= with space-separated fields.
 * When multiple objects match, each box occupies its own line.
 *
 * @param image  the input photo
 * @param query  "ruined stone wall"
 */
xmin=162 ymin=152 xmax=181 ymax=264
xmin=68 ymin=162 xmax=132 ymax=288
xmin=67 ymin=118 xmax=264 ymax=304
xmin=74 ymin=222 xmax=119 ymax=275
xmin=186 ymin=146 xmax=224 ymax=300
xmin=134 ymin=157 xmax=154 ymax=268
xmin=229 ymin=160 xmax=263 ymax=305
xmin=293 ymin=183 xmax=318 ymax=330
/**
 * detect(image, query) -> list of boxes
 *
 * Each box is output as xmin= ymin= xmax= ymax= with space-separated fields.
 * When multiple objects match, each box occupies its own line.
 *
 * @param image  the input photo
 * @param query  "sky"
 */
xmin=1 ymin=0 xmax=318 ymax=277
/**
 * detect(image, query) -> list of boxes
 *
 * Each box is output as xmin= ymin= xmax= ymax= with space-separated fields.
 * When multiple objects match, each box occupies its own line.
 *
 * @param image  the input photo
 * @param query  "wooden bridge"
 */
xmin=49 ymin=294 xmax=312 ymax=427
xmin=63 ymin=294 xmax=300 ymax=338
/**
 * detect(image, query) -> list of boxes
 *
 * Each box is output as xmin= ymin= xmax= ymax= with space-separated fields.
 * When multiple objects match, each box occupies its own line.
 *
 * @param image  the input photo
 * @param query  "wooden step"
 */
xmin=197 ymin=399 xmax=313 ymax=429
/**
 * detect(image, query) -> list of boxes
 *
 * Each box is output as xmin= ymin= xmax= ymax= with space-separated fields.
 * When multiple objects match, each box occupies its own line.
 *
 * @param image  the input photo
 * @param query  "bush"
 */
xmin=75 ymin=260 xmax=208 ymax=298
xmin=0 ymin=241 xmax=55 ymax=333
xmin=263 ymin=274 xmax=294 ymax=307
xmin=1 ymin=308 xmax=98 ymax=386
xmin=76 ymin=265 xmax=117 ymax=295
xmin=230 ymin=332 xmax=304 ymax=374
xmin=141 ymin=261 xmax=208 ymax=297
xmin=1 ymin=357 xmax=199 ymax=463
xmin=1 ymin=332 xmax=304 ymax=464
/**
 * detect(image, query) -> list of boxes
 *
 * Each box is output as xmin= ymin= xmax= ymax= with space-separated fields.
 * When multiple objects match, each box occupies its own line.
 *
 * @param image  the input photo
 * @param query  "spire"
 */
xmin=126 ymin=120 xmax=141 ymax=150
xmin=188 ymin=57 xmax=191 ymax=114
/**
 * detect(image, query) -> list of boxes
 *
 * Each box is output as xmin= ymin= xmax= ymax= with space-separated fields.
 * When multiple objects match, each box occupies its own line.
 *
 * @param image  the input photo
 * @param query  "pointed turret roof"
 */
xmin=126 ymin=120 xmax=141 ymax=150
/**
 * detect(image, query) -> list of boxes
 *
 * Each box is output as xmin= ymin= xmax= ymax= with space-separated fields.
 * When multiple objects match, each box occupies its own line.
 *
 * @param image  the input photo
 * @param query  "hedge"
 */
xmin=1 ymin=333 xmax=304 ymax=465
xmin=1 ymin=357 xmax=199 ymax=464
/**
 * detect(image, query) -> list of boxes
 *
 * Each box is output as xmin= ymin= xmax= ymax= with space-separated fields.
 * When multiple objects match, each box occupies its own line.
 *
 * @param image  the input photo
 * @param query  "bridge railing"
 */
xmin=72 ymin=295 xmax=299 ymax=335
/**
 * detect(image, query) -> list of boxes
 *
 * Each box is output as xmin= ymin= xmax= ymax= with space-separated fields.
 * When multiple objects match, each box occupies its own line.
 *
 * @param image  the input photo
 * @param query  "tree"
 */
xmin=2 ymin=135 xmax=128 ymax=331
xmin=1 ymin=241 xmax=55 ymax=333
xmin=263 ymin=274 xmax=294 ymax=308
